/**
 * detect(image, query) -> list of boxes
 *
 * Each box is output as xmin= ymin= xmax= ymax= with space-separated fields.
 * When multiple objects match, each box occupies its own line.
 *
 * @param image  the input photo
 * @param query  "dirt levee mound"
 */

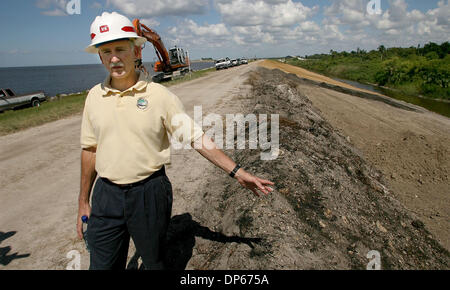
xmin=186 ymin=67 xmax=449 ymax=270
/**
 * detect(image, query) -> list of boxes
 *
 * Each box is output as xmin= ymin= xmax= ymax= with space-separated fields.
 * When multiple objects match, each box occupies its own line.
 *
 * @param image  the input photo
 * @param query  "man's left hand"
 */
xmin=234 ymin=169 xmax=274 ymax=196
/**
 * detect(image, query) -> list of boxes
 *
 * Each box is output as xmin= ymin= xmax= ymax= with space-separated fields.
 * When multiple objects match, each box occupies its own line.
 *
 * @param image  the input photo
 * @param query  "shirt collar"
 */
xmin=100 ymin=71 xmax=149 ymax=96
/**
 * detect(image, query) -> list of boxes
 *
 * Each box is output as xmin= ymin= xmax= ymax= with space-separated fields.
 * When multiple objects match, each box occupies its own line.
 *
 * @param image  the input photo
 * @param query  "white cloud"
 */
xmin=370 ymin=0 xmax=449 ymax=46
xmin=106 ymin=0 xmax=209 ymax=17
xmin=36 ymin=0 xmax=68 ymax=16
xmin=166 ymin=19 xmax=231 ymax=48
xmin=36 ymin=0 xmax=65 ymax=9
xmin=143 ymin=0 xmax=449 ymax=60
xmin=139 ymin=18 xmax=161 ymax=28
xmin=313 ymin=0 xmax=450 ymax=52
xmin=426 ymin=0 xmax=450 ymax=28
xmin=298 ymin=21 xmax=320 ymax=33
xmin=215 ymin=0 xmax=317 ymax=27
xmin=323 ymin=0 xmax=370 ymax=26
xmin=90 ymin=2 xmax=103 ymax=9
xmin=41 ymin=9 xmax=67 ymax=16
xmin=186 ymin=20 xmax=230 ymax=37
xmin=0 ymin=49 xmax=31 ymax=55
xmin=231 ymin=26 xmax=276 ymax=44
xmin=373 ymin=0 xmax=424 ymax=30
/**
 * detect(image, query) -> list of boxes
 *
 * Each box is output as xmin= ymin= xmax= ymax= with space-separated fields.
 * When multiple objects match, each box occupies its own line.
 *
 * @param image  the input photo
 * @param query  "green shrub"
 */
xmin=292 ymin=42 xmax=449 ymax=100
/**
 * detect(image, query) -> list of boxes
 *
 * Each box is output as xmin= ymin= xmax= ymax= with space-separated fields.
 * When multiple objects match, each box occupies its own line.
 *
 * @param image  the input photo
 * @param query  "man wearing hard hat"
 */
xmin=77 ymin=12 xmax=274 ymax=270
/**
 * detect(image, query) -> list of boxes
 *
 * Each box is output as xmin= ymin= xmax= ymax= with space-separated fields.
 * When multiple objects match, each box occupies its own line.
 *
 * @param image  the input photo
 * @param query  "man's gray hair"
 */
xmin=129 ymin=39 xmax=136 ymax=49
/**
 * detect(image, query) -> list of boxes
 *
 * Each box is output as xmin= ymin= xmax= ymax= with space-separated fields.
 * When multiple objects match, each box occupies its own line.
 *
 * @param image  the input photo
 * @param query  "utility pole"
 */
xmin=187 ymin=49 xmax=192 ymax=79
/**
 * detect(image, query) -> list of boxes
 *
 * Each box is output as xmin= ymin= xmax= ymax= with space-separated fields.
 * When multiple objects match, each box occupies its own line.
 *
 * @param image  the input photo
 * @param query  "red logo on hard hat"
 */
xmin=121 ymin=26 xmax=135 ymax=32
xmin=90 ymin=33 xmax=96 ymax=40
xmin=100 ymin=25 xmax=109 ymax=33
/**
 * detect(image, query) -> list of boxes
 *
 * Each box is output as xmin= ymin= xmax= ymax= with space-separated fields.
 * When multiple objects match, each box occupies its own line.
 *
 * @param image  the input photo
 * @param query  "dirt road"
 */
xmin=0 ymin=60 xmax=448 ymax=269
xmin=259 ymin=60 xmax=387 ymax=97
xmin=0 ymin=62 xmax=257 ymax=269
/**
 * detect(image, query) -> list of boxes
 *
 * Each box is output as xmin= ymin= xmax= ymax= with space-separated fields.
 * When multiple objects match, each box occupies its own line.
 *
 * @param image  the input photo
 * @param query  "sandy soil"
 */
xmin=0 ymin=60 xmax=448 ymax=269
xmin=0 ymin=62 xmax=258 ymax=270
xmin=172 ymin=67 xmax=448 ymax=270
xmin=259 ymin=60 xmax=450 ymax=251
xmin=259 ymin=60 xmax=388 ymax=97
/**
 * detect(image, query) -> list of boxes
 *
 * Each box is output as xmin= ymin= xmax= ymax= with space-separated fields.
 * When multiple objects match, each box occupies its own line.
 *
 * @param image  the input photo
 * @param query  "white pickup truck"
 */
xmin=215 ymin=57 xmax=231 ymax=70
xmin=0 ymin=88 xmax=47 ymax=113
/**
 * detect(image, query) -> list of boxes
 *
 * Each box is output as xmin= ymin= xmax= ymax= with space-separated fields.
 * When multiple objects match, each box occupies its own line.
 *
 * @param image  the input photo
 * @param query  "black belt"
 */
xmin=102 ymin=166 xmax=166 ymax=190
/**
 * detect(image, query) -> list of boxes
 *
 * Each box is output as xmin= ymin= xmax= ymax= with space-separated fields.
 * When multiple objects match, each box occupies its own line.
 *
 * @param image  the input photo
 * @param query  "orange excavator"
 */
xmin=132 ymin=19 xmax=191 ymax=82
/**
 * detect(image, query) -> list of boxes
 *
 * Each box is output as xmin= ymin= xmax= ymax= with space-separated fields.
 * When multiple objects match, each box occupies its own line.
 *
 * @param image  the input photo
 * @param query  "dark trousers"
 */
xmin=87 ymin=166 xmax=173 ymax=270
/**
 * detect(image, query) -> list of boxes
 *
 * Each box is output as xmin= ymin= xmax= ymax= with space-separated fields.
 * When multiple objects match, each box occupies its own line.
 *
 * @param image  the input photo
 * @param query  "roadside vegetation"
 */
xmin=0 ymin=67 xmax=216 ymax=136
xmin=287 ymin=42 xmax=450 ymax=101
xmin=0 ymin=92 xmax=87 ymax=136
xmin=164 ymin=67 xmax=215 ymax=86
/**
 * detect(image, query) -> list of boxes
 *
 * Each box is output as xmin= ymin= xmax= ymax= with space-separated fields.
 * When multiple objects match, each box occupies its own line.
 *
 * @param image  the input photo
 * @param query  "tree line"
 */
xmin=291 ymin=42 xmax=449 ymax=100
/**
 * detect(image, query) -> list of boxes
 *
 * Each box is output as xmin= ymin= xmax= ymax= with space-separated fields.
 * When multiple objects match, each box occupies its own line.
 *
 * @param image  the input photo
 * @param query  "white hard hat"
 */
xmin=85 ymin=12 xmax=146 ymax=54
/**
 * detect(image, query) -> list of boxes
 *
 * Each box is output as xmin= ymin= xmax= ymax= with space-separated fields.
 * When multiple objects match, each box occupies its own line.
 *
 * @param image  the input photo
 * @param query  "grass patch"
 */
xmin=0 ymin=67 xmax=216 ymax=136
xmin=164 ymin=67 xmax=216 ymax=86
xmin=0 ymin=93 xmax=87 ymax=136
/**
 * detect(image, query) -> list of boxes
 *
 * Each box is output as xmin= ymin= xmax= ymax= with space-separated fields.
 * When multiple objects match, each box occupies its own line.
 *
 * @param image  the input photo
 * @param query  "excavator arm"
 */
xmin=133 ymin=19 xmax=171 ymax=73
xmin=132 ymin=19 xmax=190 ymax=82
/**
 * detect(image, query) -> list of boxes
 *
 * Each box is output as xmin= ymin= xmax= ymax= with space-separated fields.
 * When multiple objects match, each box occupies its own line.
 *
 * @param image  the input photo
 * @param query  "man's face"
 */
xmin=98 ymin=39 xmax=138 ymax=79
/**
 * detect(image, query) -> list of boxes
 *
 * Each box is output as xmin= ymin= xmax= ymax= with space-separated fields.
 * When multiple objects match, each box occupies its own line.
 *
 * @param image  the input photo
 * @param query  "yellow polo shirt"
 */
xmin=80 ymin=72 xmax=204 ymax=184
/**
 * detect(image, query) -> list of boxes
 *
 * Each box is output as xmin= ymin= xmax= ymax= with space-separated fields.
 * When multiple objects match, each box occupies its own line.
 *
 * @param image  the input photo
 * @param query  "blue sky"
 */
xmin=0 ymin=0 xmax=448 ymax=67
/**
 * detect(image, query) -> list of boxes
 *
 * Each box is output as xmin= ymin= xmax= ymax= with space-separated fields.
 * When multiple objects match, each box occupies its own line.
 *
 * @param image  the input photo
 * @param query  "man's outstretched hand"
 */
xmin=192 ymin=134 xmax=275 ymax=196
xmin=234 ymin=168 xmax=274 ymax=196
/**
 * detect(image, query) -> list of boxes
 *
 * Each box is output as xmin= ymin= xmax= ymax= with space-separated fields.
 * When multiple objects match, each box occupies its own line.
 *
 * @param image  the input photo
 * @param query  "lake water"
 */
xmin=332 ymin=77 xmax=450 ymax=118
xmin=3 ymin=61 xmax=447 ymax=118
xmin=0 ymin=61 xmax=214 ymax=97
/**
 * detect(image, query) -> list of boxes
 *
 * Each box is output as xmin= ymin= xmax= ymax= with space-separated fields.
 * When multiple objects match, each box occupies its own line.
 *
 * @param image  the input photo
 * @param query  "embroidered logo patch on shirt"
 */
xmin=137 ymin=98 xmax=149 ymax=110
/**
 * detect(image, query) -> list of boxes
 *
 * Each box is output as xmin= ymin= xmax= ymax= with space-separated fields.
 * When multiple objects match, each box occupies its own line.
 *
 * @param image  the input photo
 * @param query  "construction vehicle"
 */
xmin=132 ymin=19 xmax=191 ymax=82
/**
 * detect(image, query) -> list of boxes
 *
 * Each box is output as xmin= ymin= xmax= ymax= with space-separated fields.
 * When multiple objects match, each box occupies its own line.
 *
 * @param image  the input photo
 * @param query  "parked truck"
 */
xmin=215 ymin=58 xmax=231 ymax=70
xmin=0 ymin=88 xmax=47 ymax=113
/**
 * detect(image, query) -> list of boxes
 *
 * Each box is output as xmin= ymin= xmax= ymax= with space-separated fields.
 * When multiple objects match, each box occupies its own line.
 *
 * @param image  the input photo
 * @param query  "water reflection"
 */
xmin=332 ymin=77 xmax=450 ymax=118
